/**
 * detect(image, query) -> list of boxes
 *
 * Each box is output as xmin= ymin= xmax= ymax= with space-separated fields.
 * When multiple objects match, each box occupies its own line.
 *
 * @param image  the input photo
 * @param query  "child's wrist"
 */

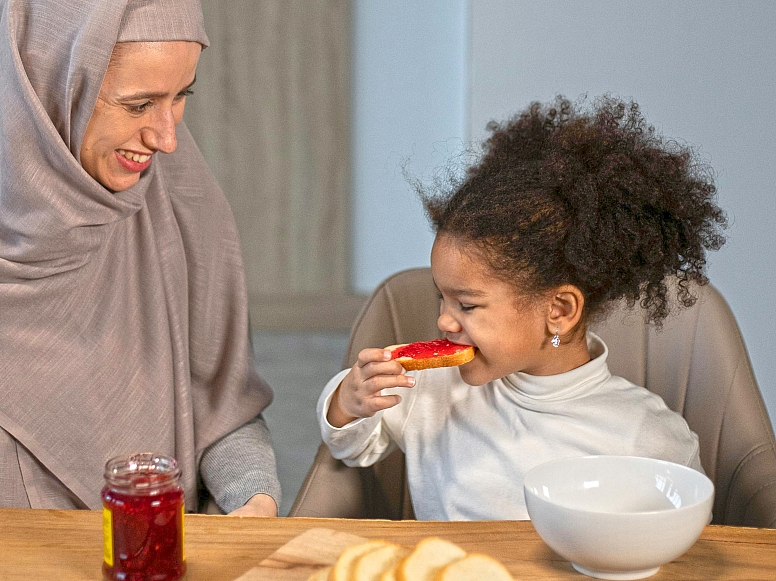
xmin=326 ymin=385 xmax=358 ymax=428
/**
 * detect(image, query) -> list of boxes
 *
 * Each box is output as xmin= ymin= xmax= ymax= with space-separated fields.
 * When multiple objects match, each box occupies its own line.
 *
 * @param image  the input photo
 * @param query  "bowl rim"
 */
xmin=523 ymin=454 xmax=715 ymax=517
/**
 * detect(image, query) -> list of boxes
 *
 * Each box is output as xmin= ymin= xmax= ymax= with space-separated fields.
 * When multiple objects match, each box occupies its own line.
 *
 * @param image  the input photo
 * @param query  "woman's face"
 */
xmin=80 ymin=41 xmax=201 ymax=192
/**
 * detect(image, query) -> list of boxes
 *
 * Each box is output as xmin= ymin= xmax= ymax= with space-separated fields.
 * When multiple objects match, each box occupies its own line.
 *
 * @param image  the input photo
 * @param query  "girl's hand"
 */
xmin=327 ymin=348 xmax=416 ymax=428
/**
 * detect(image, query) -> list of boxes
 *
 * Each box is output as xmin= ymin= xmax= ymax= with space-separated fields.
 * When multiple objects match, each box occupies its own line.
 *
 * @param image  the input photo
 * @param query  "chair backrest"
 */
xmin=290 ymin=268 xmax=776 ymax=527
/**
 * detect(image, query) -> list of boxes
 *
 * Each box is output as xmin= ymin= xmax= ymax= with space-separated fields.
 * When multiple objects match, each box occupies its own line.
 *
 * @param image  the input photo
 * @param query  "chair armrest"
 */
xmin=288 ymin=442 xmax=368 ymax=518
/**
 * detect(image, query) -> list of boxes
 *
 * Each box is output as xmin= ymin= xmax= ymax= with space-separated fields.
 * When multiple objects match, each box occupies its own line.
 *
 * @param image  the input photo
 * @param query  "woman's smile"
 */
xmin=115 ymin=149 xmax=153 ymax=172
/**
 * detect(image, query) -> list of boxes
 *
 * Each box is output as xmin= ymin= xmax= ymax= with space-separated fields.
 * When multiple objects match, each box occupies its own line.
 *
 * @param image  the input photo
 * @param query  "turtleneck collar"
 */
xmin=501 ymin=332 xmax=611 ymax=401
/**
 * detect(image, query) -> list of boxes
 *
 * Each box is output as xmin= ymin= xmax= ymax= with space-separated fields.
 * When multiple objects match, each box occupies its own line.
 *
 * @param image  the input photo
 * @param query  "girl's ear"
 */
xmin=546 ymin=285 xmax=585 ymax=338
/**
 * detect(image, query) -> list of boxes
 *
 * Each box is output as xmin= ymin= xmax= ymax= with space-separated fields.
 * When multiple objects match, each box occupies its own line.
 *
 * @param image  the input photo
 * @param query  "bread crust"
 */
xmin=386 ymin=341 xmax=475 ymax=371
xmin=434 ymin=554 xmax=514 ymax=580
xmin=306 ymin=537 xmax=513 ymax=581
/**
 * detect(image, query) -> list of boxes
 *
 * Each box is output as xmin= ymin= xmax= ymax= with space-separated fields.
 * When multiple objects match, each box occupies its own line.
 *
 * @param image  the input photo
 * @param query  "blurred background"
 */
xmin=186 ymin=0 xmax=776 ymax=515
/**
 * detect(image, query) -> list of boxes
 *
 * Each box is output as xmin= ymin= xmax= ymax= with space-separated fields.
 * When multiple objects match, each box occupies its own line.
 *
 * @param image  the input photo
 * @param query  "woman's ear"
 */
xmin=546 ymin=285 xmax=585 ymax=339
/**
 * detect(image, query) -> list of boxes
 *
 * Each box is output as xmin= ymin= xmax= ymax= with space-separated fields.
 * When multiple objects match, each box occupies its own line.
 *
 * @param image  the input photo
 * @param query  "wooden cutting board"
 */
xmin=233 ymin=527 xmax=369 ymax=580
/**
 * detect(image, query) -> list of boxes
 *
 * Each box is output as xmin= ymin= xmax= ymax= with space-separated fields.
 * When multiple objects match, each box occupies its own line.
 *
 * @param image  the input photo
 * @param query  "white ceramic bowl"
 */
xmin=523 ymin=456 xmax=714 ymax=580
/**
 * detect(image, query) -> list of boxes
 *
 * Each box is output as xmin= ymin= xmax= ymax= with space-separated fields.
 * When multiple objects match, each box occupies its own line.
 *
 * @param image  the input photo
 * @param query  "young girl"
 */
xmin=318 ymin=96 xmax=727 ymax=520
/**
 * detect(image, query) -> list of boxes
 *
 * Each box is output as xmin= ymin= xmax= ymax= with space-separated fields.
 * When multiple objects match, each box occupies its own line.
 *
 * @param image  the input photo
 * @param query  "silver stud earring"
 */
xmin=551 ymin=328 xmax=560 ymax=348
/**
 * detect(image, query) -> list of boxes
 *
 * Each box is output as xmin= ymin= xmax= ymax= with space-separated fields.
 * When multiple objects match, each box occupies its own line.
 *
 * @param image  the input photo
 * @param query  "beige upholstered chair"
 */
xmin=289 ymin=268 xmax=776 ymax=527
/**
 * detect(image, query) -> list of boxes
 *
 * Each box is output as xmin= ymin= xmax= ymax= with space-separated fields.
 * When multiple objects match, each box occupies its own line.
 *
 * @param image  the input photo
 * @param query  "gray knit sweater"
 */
xmin=199 ymin=414 xmax=282 ymax=513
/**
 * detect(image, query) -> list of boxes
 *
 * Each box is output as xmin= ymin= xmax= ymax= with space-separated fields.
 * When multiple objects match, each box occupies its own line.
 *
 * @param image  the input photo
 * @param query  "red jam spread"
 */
xmin=102 ymin=454 xmax=185 ymax=581
xmin=391 ymin=338 xmax=468 ymax=360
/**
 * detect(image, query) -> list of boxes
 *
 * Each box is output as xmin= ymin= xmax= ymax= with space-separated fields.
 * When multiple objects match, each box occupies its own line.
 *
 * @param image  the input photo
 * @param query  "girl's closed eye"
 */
xmin=437 ymin=289 xmax=477 ymax=312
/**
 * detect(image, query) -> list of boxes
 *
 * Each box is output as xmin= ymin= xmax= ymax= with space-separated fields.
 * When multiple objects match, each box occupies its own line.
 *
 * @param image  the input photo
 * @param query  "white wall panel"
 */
xmin=351 ymin=0 xmax=468 ymax=293
xmin=469 ymin=0 xmax=776 ymax=424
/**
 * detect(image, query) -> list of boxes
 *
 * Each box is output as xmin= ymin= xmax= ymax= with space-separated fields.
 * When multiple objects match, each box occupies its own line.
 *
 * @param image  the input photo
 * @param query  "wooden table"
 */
xmin=1 ymin=508 xmax=774 ymax=580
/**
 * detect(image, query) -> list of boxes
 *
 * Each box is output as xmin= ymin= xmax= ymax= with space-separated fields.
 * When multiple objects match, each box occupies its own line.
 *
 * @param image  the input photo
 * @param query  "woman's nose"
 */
xmin=142 ymin=108 xmax=178 ymax=153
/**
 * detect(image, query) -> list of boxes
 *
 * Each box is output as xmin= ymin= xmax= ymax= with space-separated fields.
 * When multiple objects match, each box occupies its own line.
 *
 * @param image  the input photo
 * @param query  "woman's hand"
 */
xmin=326 ymin=348 xmax=415 ymax=428
xmin=227 ymin=493 xmax=278 ymax=517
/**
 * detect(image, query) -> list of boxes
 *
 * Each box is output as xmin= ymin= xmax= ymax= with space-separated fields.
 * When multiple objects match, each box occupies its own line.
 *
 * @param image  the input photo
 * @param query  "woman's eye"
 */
xmin=460 ymin=304 xmax=476 ymax=312
xmin=174 ymin=89 xmax=194 ymax=101
xmin=127 ymin=101 xmax=152 ymax=114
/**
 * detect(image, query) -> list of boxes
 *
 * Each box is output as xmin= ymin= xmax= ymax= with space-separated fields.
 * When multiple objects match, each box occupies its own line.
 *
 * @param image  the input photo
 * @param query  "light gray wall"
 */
xmin=467 ymin=0 xmax=776 ymax=426
xmin=351 ymin=0 xmax=467 ymax=293
xmin=352 ymin=0 xmax=775 ymax=428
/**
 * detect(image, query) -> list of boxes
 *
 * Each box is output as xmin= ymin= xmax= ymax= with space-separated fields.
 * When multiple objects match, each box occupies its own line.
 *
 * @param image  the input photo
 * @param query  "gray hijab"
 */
xmin=0 ymin=0 xmax=272 ymax=509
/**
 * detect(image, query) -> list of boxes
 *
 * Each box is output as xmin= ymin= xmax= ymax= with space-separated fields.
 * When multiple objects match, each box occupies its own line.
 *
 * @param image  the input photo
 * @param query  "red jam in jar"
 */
xmin=102 ymin=453 xmax=186 ymax=581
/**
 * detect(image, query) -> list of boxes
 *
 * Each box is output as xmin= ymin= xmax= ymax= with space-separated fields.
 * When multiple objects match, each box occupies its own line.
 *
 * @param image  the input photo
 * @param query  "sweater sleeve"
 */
xmin=199 ymin=414 xmax=281 ymax=514
xmin=629 ymin=387 xmax=706 ymax=476
xmin=318 ymin=369 xmax=399 ymax=467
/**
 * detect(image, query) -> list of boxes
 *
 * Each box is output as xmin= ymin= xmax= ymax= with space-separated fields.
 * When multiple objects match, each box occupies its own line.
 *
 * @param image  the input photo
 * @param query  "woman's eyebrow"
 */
xmin=117 ymin=76 xmax=196 ymax=101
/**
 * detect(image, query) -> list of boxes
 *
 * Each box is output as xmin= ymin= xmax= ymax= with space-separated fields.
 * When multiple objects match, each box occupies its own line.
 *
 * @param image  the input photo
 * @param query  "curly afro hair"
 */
xmin=421 ymin=96 xmax=727 ymax=326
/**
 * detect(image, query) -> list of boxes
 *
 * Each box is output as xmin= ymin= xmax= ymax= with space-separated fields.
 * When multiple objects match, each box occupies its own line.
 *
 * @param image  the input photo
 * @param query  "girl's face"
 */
xmin=431 ymin=233 xmax=561 ymax=385
xmin=80 ymin=41 xmax=201 ymax=192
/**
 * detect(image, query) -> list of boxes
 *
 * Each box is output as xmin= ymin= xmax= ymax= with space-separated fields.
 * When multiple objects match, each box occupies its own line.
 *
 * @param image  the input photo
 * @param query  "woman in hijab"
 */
xmin=0 ymin=0 xmax=281 ymax=516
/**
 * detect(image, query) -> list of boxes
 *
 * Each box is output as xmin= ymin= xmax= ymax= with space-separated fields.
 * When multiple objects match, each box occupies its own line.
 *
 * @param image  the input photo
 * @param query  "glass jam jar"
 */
xmin=102 ymin=453 xmax=186 ymax=581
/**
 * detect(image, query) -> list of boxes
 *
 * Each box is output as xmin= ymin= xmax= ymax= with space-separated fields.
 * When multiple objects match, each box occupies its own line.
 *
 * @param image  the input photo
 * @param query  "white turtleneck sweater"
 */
xmin=318 ymin=333 xmax=703 ymax=521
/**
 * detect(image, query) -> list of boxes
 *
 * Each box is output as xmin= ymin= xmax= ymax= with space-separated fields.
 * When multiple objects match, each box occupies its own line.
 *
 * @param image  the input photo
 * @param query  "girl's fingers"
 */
xmin=361 ymin=359 xmax=406 ymax=378
xmin=356 ymin=348 xmax=392 ymax=367
xmin=362 ymin=373 xmax=415 ymax=394
xmin=367 ymin=394 xmax=402 ymax=414
xmin=340 ymin=351 xmax=415 ymax=419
